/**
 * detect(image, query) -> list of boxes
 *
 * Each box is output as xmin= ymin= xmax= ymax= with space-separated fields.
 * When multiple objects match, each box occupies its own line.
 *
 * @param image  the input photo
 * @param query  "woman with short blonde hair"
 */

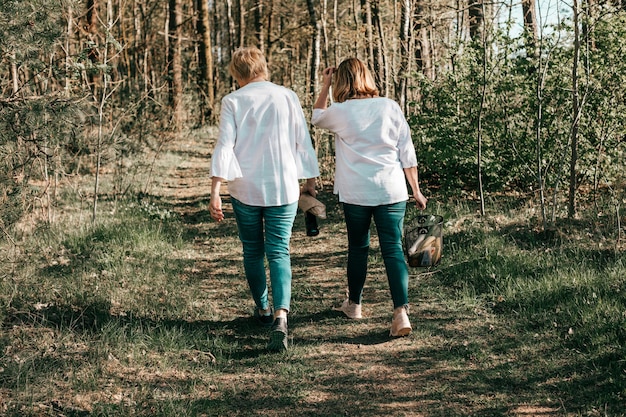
xmin=228 ymin=47 xmax=269 ymax=82
xmin=210 ymin=46 xmax=319 ymax=352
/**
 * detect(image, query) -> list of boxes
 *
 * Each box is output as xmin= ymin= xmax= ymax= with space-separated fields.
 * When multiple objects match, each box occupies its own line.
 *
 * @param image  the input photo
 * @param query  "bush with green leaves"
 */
xmin=409 ymin=10 xmax=626 ymax=208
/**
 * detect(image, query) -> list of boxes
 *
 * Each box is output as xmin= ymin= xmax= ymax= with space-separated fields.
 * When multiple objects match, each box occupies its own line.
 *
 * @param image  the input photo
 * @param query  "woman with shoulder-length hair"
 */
xmin=311 ymin=57 xmax=428 ymax=337
xmin=210 ymin=46 xmax=320 ymax=351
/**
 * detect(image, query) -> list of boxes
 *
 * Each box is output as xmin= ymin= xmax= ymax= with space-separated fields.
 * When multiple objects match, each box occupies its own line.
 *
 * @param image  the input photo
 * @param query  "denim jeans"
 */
xmin=231 ymin=198 xmax=298 ymax=312
xmin=342 ymin=201 xmax=409 ymax=309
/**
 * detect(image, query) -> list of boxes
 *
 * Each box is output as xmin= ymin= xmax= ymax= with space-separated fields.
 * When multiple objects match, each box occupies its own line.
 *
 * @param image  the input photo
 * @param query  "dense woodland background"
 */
xmin=1 ymin=0 xmax=625 ymax=233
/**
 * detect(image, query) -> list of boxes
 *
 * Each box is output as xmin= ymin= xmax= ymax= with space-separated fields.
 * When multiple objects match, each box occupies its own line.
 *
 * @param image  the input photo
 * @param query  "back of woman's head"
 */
xmin=332 ymin=58 xmax=379 ymax=103
xmin=229 ymin=47 xmax=269 ymax=82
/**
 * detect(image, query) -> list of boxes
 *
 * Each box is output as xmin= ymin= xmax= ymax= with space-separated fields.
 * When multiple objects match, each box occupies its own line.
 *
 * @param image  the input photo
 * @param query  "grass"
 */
xmin=0 ymin=131 xmax=625 ymax=416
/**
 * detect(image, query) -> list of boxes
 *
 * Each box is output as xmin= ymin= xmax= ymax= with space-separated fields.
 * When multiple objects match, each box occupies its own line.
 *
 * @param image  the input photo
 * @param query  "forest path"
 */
xmin=140 ymin=127 xmax=550 ymax=416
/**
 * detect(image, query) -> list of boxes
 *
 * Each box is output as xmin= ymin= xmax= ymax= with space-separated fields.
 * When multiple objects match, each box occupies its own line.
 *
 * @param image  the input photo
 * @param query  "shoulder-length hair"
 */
xmin=332 ymin=58 xmax=379 ymax=103
xmin=229 ymin=47 xmax=269 ymax=82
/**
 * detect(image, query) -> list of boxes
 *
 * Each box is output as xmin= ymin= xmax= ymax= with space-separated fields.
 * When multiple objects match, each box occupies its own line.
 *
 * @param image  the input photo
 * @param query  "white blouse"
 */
xmin=211 ymin=81 xmax=320 ymax=206
xmin=311 ymin=97 xmax=417 ymax=206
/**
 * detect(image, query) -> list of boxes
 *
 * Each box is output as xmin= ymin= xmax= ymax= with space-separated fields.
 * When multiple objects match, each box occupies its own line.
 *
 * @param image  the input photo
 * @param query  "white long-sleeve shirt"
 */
xmin=211 ymin=81 xmax=320 ymax=206
xmin=311 ymin=97 xmax=417 ymax=206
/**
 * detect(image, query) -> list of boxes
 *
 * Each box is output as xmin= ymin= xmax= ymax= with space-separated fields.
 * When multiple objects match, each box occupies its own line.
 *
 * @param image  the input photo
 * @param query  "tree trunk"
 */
xmin=238 ymin=0 xmax=245 ymax=48
xmin=415 ymin=0 xmax=433 ymax=80
xmin=521 ymin=0 xmax=538 ymax=60
xmin=93 ymin=0 xmax=115 ymax=224
xmin=371 ymin=0 xmax=387 ymax=95
xmin=569 ymin=0 xmax=581 ymax=218
xmin=64 ymin=4 xmax=73 ymax=96
xmin=225 ymin=0 xmax=237 ymax=60
xmin=582 ymin=0 xmax=596 ymax=52
xmin=468 ymin=0 xmax=484 ymax=43
xmin=10 ymin=52 xmax=19 ymax=95
xmin=352 ymin=0 xmax=359 ymax=54
xmin=196 ymin=0 xmax=215 ymax=123
xmin=168 ymin=0 xmax=183 ymax=130
xmin=321 ymin=0 xmax=330 ymax=67
xmin=332 ymin=0 xmax=339 ymax=65
xmin=85 ymin=0 xmax=100 ymax=92
xmin=397 ymin=0 xmax=411 ymax=111
xmin=266 ymin=0 xmax=273 ymax=56
xmin=306 ymin=0 xmax=321 ymax=106
xmin=360 ymin=0 xmax=375 ymax=73
xmin=254 ymin=0 xmax=264 ymax=50
xmin=476 ymin=0 xmax=487 ymax=216
xmin=536 ymin=50 xmax=548 ymax=230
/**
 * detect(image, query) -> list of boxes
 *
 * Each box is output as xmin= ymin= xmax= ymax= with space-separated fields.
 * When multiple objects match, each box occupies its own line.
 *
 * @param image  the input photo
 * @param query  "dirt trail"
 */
xmin=145 ymin=128 xmax=557 ymax=417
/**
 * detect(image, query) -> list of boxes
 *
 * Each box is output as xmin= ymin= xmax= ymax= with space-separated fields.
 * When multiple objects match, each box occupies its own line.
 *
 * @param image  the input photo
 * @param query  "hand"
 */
xmin=301 ymin=178 xmax=317 ymax=198
xmin=209 ymin=196 xmax=224 ymax=222
xmin=413 ymin=191 xmax=428 ymax=210
xmin=321 ymin=67 xmax=335 ymax=87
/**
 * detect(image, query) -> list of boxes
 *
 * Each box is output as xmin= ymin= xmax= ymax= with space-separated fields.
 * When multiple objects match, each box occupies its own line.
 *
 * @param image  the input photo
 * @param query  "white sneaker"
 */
xmin=333 ymin=298 xmax=362 ymax=319
xmin=390 ymin=305 xmax=412 ymax=337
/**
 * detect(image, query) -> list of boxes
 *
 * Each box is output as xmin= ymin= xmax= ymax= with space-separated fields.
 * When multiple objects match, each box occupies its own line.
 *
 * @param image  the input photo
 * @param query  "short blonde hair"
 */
xmin=332 ymin=58 xmax=379 ymax=103
xmin=229 ymin=47 xmax=269 ymax=82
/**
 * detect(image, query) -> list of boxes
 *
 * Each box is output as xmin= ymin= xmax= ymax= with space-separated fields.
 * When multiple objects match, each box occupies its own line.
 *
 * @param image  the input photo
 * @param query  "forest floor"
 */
xmin=1 ymin=127 xmax=624 ymax=416
xmin=135 ymin=130 xmax=570 ymax=416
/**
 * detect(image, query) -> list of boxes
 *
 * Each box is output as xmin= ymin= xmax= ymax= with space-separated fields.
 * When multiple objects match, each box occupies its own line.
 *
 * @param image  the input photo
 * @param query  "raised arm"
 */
xmin=313 ymin=67 xmax=335 ymax=109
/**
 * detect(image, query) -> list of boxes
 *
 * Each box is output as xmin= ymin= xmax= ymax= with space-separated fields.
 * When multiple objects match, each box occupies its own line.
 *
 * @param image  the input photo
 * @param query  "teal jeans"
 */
xmin=342 ymin=201 xmax=409 ymax=309
xmin=231 ymin=198 xmax=298 ymax=313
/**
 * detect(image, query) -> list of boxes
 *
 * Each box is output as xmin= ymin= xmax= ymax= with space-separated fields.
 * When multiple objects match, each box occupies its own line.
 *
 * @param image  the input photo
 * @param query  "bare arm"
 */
xmin=313 ymin=67 xmax=335 ymax=109
xmin=403 ymin=166 xmax=427 ymax=210
xmin=209 ymin=176 xmax=225 ymax=222
xmin=301 ymin=177 xmax=317 ymax=197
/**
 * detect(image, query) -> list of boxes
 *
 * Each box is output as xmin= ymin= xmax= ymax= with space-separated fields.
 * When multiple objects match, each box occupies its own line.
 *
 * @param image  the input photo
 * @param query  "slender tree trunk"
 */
xmin=521 ymin=0 xmax=538 ymax=61
xmin=168 ymin=0 xmax=183 ymax=130
xmin=569 ymin=0 xmax=581 ymax=218
xmin=113 ymin=0 xmax=125 ymax=93
xmin=266 ymin=0 xmax=273 ymax=55
xmin=352 ymin=0 xmax=359 ymax=54
xmin=321 ymin=0 xmax=330 ymax=67
xmin=85 ymin=0 xmax=100 ymax=93
xmin=93 ymin=0 xmax=114 ymax=225
xmin=254 ymin=0 xmax=264 ymax=50
xmin=332 ymin=0 xmax=338 ymax=65
xmin=225 ymin=0 xmax=236 ymax=60
xmin=476 ymin=1 xmax=487 ymax=216
xmin=415 ymin=0 xmax=433 ymax=80
xmin=306 ymin=0 xmax=321 ymax=106
xmin=360 ymin=0 xmax=375 ymax=73
xmin=64 ymin=4 xmax=73 ymax=96
xmin=10 ymin=53 xmax=19 ymax=95
xmin=133 ymin=0 xmax=147 ymax=95
xmin=197 ymin=0 xmax=215 ymax=123
xmin=582 ymin=0 xmax=596 ymax=58
xmin=536 ymin=59 xmax=548 ymax=229
xmin=238 ymin=0 xmax=245 ymax=48
xmin=468 ymin=0 xmax=484 ymax=43
xmin=371 ymin=0 xmax=387 ymax=95
xmin=397 ymin=0 xmax=411 ymax=111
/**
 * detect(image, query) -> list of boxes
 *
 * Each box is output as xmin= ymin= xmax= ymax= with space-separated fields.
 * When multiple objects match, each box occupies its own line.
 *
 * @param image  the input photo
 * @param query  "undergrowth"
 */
xmin=0 ymin=179 xmax=624 ymax=416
